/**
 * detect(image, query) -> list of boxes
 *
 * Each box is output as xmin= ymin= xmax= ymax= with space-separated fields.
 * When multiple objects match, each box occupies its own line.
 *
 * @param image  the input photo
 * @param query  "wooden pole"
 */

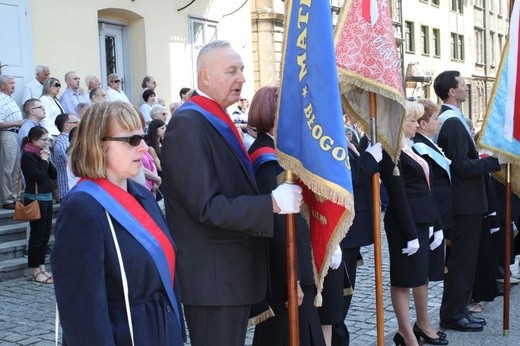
xmin=503 ymin=163 xmax=511 ymax=336
xmin=369 ymin=92 xmax=384 ymax=345
xmin=503 ymin=0 xmax=515 ymax=336
xmin=285 ymin=171 xmax=300 ymax=346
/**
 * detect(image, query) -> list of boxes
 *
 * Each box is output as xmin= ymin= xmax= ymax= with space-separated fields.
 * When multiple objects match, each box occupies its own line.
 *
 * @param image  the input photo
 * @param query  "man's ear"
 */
xmin=199 ymin=68 xmax=210 ymax=87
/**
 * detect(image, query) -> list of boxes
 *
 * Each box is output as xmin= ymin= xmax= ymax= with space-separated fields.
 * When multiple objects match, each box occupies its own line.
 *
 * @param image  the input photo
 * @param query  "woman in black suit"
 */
xmin=380 ymin=101 xmax=447 ymax=346
xmin=248 ymin=86 xmax=325 ymax=346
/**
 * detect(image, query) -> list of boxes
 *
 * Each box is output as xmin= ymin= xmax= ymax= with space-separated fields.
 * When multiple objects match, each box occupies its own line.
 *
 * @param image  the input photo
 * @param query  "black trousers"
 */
xmin=440 ymin=214 xmax=483 ymax=321
xmin=27 ymin=199 xmax=53 ymax=268
xmin=332 ymin=248 xmax=360 ymax=346
xmin=184 ymin=304 xmax=250 ymax=346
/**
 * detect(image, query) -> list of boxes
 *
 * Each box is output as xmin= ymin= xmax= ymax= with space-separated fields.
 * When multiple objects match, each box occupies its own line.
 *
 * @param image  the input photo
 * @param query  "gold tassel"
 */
xmin=248 ymin=307 xmax=275 ymax=326
xmin=343 ymin=287 xmax=354 ymax=296
xmin=314 ymin=292 xmax=323 ymax=307
xmin=393 ymin=164 xmax=400 ymax=176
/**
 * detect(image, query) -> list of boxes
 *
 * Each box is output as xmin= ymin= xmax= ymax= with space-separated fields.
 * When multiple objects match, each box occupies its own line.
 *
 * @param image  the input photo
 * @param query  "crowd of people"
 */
xmin=1 ymin=39 xmax=519 ymax=346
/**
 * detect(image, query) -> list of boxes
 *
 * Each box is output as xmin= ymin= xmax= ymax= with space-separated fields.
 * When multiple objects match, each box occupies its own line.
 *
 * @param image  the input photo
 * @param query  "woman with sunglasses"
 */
xmin=106 ymin=73 xmax=131 ymax=104
xmin=20 ymin=126 xmax=57 ymax=284
xmin=39 ymin=77 xmax=64 ymax=137
xmin=52 ymin=101 xmax=185 ymax=345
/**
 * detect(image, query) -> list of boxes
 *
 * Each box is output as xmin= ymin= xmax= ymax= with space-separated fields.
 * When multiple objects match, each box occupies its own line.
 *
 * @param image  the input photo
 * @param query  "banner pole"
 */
xmin=503 ymin=0 xmax=515 ymax=336
xmin=503 ymin=162 xmax=512 ymax=336
xmin=285 ymin=170 xmax=300 ymax=346
xmin=369 ymin=92 xmax=384 ymax=345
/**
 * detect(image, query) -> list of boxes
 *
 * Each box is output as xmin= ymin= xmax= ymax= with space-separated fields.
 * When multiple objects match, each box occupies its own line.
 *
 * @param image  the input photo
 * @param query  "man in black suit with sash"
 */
xmin=162 ymin=40 xmax=303 ymax=346
xmin=433 ymin=70 xmax=501 ymax=332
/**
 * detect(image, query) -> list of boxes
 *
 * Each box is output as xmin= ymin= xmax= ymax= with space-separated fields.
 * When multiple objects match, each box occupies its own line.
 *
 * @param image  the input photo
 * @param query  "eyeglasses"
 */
xmin=102 ymin=134 xmax=148 ymax=146
xmin=53 ymin=83 xmax=61 ymax=88
xmin=240 ymin=99 xmax=246 ymax=101
xmin=38 ymin=138 xmax=50 ymax=142
xmin=31 ymin=105 xmax=44 ymax=110
xmin=111 ymin=80 xmax=121 ymax=83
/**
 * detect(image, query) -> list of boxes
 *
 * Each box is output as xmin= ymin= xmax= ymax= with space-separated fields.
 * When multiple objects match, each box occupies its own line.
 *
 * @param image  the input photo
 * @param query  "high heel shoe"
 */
xmin=413 ymin=323 xmax=449 ymax=345
xmin=393 ymin=332 xmax=406 ymax=346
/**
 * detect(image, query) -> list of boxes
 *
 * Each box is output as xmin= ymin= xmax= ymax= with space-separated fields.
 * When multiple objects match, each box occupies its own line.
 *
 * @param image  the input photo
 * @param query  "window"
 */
xmin=432 ymin=0 xmax=439 ymax=5
xmin=405 ymin=21 xmax=415 ymax=53
xmin=474 ymin=0 xmax=483 ymax=8
xmin=189 ymin=17 xmax=218 ymax=85
xmin=432 ymin=28 xmax=440 ymax=56
xmin=475 ymin=29 xmax=484 ymax=65
xmin=451 ymin=0 xmax=463 ymax=13
xmin=451 ymin=33 xmax=464 ymax=61
xmin=391 ymin=0 xmax=402 ymax=23
xmin=421 ymin=25 xmax=430 ymax=55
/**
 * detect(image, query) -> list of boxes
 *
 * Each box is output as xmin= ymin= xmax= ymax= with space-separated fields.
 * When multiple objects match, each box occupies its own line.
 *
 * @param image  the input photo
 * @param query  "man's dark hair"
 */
xmin=433 ymin=70 xmax=460 ymax=101
xmin=55 ymin=113 xmax=70 ymax=133
xmin=22 ymin=98 xmax=40 ymax=115
xmin=179 ymin=87 xmax=190 ymax=99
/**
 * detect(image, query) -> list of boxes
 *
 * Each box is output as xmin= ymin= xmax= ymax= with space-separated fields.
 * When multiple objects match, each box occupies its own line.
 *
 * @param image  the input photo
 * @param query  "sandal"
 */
xmin=32 ymin=272 xmax=53 ymax=284
xmin=40 ymin=270 xmax=53 ymax=279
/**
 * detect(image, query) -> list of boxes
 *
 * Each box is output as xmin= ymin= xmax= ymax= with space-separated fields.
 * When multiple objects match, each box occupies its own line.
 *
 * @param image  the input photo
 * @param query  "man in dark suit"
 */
xmin=434 ymin=70 xmax=501 ymax=332
xmin=161 ymin=40 xmax=302 ymax=346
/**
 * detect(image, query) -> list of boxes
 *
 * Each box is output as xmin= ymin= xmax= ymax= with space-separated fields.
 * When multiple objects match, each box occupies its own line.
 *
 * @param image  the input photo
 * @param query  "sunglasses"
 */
xmin=53 ymin=83 xmax=61 ymax=88
xmin=111 ymin=80 xmax=121 ymax=83
xmin=102 ymin=134 xmax=148 ymax=146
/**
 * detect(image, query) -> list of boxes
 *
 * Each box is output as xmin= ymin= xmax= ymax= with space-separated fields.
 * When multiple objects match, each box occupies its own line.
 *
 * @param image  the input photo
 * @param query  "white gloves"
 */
xmin=402 ymin=238 xmax=420 ymax=256
xmin=272 ymin=183 xmax=303 ymax=214
xmin=428 ymin=226 xmax=434 ymax=238
xmin=330 ymin=245 xmax=342 ymax=270
xmin=498 ymin=156 xmax=508 ymax=164
xmin=365 ymin=142 xmax=383 ymax=163
xmin=430 ymin=230 xmax=444 ymax=250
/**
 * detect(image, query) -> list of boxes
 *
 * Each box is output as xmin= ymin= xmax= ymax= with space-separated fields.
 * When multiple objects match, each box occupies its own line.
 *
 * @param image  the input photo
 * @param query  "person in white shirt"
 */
xmin=105 ymin=73 xmax=131 ymax=104
xmin=22 ymin=64 xmax=50 ymax=103
xmin=39 ymin=77 xmax=64 ymax=137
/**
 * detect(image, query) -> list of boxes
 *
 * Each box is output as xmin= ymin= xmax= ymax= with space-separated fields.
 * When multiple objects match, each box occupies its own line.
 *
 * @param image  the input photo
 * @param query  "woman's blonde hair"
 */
xmin=70 ymin=101 xmax=145 ymax=178
xmin=405 ymin=100 xmax=425 ymax=121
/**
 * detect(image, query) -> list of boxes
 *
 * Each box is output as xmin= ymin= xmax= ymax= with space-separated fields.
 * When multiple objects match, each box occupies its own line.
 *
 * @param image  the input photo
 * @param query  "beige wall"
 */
xmin=29 ymin=0 xmax=255 ymax=107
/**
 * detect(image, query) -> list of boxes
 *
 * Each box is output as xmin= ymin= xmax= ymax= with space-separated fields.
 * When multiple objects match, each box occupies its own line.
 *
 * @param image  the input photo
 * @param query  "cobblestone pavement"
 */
xmin=2 ymin=235 xmax=520 ymax=345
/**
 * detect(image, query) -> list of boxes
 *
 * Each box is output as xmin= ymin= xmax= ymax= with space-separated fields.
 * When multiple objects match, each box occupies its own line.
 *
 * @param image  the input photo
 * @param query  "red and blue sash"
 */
xmin=72 ymin=178 xmax=181 ymax=328
xmin=180 ymin=95 xmax=256 ymax=182
xmin=249 ymin=146 xmax=280 ymax=174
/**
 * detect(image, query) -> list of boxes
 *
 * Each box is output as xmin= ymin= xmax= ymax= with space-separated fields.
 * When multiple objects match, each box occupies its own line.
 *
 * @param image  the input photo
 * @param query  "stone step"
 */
xmin=0 ymin=222 xmax=28 ymax=243
xmin=0 ymin=235 xmax=55 ymax=261
xmin=0 ymin=256 xmax=51 ymax=281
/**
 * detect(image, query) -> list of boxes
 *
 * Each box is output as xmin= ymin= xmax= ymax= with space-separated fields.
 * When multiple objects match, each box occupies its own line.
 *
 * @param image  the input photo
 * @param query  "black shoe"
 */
xmin=437 ymin=330 xmax=447 ymax=339
xmin=440 ymin=318 xmax=483 ymax=332
xmin=413 ymin=323 xmax=449 ymax=345
xmin=466 ymin=313 xmax=486 ymax=326
xmin=393 ymin=332 xmax=405 ymax=346
xmin=2 ymin=202 xmax=15 ymax=210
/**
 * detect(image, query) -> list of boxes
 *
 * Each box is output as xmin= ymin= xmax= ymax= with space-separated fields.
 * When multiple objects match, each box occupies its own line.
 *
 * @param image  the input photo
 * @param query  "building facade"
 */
xmin=0 ymin=0 xmax=255 ymax=108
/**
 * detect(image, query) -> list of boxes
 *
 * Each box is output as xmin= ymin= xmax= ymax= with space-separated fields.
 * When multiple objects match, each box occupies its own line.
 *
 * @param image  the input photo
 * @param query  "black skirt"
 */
xmin=385 ymin=220 xmax=429 ymax=288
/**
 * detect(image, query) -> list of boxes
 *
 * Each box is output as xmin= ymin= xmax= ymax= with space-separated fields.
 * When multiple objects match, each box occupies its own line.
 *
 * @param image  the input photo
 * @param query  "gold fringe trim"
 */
xmin=248 ymin=307 xmax=275 ymax=327
xmin=343 ymin=287 xmax=354 ymax=296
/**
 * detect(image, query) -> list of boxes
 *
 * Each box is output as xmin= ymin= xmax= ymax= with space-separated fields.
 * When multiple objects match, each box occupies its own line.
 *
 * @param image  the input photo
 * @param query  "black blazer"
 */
xmin=340 ymin=149 xmax=380 ymax=249
xmin=249 ymin=132 xmax=314 ymax=291
xmin=162 ymin=105 xmax=273 ymax=306
xmin=380 ymin=149 xmax=441 ymax=241
xmin=437 ymin=105 xmax=501 ymax=215
xmin=413 ymin=133 xmax=454 ymax=229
